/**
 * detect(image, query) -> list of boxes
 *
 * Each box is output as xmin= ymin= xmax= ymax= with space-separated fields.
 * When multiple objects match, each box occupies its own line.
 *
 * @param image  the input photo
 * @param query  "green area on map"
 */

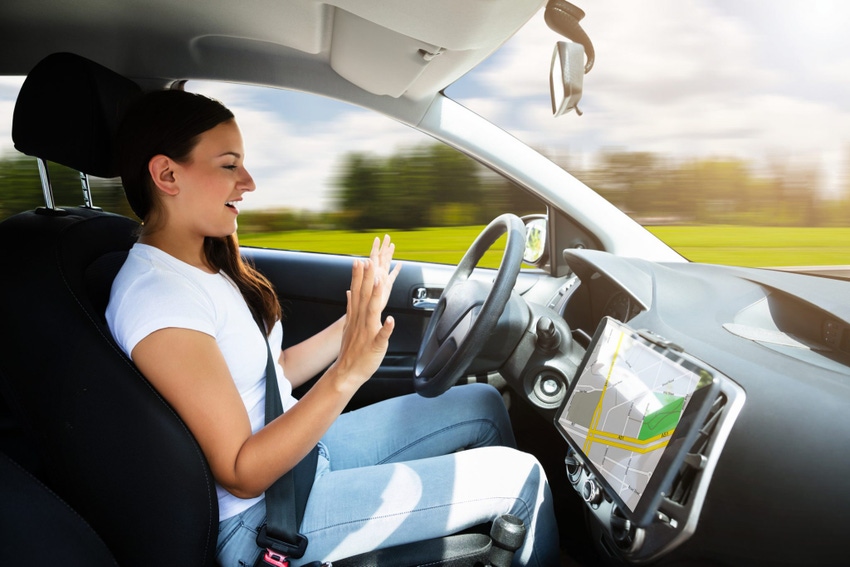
xmin=638 ymin=394 xmax=684 ymax=440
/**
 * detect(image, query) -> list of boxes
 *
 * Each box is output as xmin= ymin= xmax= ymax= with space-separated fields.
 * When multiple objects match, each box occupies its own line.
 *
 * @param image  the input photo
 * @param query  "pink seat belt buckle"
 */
xmin=262 ymin=548 xmax=289 ymax=567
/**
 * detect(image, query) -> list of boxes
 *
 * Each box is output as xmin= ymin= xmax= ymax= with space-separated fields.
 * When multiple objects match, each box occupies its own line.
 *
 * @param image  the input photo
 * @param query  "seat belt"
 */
xmin=255 ymin=324 xmax=320 ymax=567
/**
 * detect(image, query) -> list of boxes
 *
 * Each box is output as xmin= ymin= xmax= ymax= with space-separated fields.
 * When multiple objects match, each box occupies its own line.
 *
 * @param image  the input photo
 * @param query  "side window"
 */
xmin=187 ymin=81 xmax=545 ymax=267
xmin=0 ymin=78 xmax=545 ymax=268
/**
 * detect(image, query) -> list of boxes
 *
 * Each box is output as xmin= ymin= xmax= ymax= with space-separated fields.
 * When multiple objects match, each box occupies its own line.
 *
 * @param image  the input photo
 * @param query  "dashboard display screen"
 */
xmin=555 ymin=317 xmax=719 ymax=526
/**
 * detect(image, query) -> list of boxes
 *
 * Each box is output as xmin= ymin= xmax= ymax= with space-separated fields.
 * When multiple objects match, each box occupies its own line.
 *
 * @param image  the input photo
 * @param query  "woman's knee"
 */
xmin=455 ymin=383 xmax=515 ymax=447
xmin=447 ymin=383 xmax=506 ymax=415
xmin=469 ymin=446 xmax=550 ymax=512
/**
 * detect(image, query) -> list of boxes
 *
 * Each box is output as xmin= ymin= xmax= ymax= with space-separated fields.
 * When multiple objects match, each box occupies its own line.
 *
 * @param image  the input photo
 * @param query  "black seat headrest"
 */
xmin=12 ymin=52 xmax=142 ymax=178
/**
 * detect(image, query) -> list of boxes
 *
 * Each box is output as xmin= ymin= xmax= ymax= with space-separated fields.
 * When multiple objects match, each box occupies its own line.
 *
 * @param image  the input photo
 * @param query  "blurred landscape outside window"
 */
xmin=1 ymin=2 xmax=848 ymax=271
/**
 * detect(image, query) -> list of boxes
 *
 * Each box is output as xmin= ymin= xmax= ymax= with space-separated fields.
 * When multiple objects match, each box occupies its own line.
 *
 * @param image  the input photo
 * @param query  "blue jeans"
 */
xmin=216 ymin=383 xmax=560 ymax=566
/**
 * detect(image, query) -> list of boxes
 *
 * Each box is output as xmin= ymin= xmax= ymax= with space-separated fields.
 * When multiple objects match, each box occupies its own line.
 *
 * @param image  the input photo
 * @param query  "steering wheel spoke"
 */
xmin=417 ymin=330 xmax=457 ymax=377
xmin=435 ymin=280 xmax=487 ymax=341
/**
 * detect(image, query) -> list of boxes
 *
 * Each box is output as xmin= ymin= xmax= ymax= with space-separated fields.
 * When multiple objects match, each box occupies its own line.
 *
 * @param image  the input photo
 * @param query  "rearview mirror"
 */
xmin=550 ymin=40 xmax=585 ymax=117
xmin=544 ymin=0 xmax=594 ymax=117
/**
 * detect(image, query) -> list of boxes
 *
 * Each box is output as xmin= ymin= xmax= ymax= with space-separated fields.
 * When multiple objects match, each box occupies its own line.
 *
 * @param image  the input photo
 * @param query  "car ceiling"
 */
xmin=0 ymin=0 xmax=545 ymax=124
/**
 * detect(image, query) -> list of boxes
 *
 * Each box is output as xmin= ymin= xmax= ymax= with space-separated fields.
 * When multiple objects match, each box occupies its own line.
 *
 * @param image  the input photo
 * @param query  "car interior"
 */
xmin=0 ymin=1 xmax=566 ymax=564
xmin=2 ymin=2 xmax=850 ymax=567
xmin=0 ymin=49 xmax=542 ymax=567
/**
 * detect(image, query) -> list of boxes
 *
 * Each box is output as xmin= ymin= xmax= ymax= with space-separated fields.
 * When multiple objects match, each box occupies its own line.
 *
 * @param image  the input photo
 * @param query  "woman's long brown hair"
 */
xmin=205 ymin=234 xmax=281 ymax=333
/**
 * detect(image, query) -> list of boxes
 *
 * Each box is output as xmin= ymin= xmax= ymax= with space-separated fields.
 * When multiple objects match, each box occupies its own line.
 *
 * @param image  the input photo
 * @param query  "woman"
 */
xmin=106 ymin=89 xmax=559 ymax=566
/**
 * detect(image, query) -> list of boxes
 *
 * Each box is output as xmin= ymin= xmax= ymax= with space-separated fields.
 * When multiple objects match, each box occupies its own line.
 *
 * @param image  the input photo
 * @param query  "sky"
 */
xmin=2 ymin=0 xmax=849 ymax=212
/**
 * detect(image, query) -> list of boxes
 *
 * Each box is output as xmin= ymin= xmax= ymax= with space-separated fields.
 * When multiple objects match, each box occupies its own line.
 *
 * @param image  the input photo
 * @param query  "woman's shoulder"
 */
xmin=113 ymin=244 xmax=201 ymax=296
xmin=106 ymin=245 xmax=221 ymax=353
xmin=108 ymin=244 xmax=223 ymax=326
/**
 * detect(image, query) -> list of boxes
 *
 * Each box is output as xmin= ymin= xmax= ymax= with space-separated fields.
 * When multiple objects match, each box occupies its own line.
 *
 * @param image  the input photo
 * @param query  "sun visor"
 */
xmin=330 ymin=9 xmax=444 ymax=98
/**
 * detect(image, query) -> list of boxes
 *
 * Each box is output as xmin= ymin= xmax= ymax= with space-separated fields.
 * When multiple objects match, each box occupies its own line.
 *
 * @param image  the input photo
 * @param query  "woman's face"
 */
xmin=169 ymin=119 xmax=256 ymax=238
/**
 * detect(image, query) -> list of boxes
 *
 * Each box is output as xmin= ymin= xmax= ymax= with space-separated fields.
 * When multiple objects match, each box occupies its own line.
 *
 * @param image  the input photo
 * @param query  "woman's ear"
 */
xmin=148 ymin=154 xmax=180 ymax=196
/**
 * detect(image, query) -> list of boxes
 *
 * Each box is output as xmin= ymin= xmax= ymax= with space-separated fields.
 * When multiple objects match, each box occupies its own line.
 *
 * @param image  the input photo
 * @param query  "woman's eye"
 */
xmin=223 ymin=165 xmax=238 ymax=170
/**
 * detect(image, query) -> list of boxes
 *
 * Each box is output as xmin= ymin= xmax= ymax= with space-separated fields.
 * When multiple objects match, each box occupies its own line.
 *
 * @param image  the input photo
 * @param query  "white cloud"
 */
xmin=473 ymin=2 xmax=771 ymax=102
xmin=0 ymin=77 xmax=24 ymax=156
xmin=455 ymin=0 xmax=850 ymax=198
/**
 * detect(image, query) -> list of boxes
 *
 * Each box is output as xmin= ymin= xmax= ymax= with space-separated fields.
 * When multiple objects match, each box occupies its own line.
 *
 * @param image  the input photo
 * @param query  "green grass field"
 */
xmin=239 ymin=225 xmax=850 ymax=268
xmin=240 ymin=226 xmax=509 ymax=267
xmin=646 ymin=225 xmax=850 ymax=267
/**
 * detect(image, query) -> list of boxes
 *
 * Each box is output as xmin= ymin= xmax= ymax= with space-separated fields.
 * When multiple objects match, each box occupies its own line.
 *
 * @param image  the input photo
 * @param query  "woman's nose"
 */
xmin=240 ymin=167 xmax=256 ymax=192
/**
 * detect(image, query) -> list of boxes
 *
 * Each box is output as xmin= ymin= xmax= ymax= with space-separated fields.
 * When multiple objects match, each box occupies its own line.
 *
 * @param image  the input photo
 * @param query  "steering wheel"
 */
xmin=414 ymin=214 xmax=526 ymax=397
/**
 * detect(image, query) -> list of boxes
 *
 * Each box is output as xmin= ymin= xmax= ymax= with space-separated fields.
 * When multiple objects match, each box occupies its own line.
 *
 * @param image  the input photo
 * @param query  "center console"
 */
xmin=555 ymin=317 xmax=745 ymax=562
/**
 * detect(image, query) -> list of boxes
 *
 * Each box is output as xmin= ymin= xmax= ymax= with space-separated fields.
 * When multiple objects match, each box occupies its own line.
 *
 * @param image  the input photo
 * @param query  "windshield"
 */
xmin=446 ymin=0 xmax=850 ymax=271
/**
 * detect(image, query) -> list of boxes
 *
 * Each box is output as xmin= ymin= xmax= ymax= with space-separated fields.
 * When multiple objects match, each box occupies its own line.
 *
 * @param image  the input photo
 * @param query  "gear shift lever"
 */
xmin=488 ymin=514 xmax=527 ymax=567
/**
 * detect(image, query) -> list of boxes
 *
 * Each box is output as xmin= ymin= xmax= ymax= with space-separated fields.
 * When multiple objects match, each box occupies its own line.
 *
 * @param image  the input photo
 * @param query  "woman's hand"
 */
xmin=330 ymin=236 xmax=401 ymax=389
xmin=279 ymin=235 xmax=401 ymax=388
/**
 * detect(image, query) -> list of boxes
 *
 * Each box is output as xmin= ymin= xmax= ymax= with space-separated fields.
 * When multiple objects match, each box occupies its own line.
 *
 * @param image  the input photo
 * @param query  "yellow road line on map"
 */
xmin=589 ymin=429 xmax=674 ymax=446
xmin=585 ymin=434 xmax=670 ymax=454
xmin=583 ymin=330 xmax=625 ymax=454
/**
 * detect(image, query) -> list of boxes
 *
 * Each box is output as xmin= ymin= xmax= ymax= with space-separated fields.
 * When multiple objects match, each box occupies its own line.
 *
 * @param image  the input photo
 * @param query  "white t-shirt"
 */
xmin=106 ymin=243 xmax=297 ymax=520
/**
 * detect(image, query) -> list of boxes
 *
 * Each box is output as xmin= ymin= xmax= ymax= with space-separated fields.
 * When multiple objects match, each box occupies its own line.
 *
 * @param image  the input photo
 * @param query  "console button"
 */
xmin=582 ymin=478 xmax=603 ymax=506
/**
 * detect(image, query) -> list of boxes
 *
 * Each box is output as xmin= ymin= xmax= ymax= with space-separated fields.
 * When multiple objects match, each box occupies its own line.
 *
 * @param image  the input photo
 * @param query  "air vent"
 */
xmin=564 ymin=447 xmax=583 ymax=486
xmin=667 ymin=393 xmax=727 ymax=506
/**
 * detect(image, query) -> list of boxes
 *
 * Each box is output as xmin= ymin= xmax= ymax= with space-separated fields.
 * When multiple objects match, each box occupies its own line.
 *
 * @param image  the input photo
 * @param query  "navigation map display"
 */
xmin=556 ymin=317 xmax=719 ymax=526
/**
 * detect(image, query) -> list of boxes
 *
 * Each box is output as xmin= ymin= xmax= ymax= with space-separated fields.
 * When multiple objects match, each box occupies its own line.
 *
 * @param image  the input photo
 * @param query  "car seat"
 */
xmin=0 ymin=52 xmax=517 ymax=567
xmin=0 ymin=52 xmax=219 ymax=567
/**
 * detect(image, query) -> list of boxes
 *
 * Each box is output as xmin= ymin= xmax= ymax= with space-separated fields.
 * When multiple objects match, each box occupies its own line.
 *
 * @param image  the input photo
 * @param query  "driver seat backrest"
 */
xmin=0 ymin=53 xmax=218 ymax=566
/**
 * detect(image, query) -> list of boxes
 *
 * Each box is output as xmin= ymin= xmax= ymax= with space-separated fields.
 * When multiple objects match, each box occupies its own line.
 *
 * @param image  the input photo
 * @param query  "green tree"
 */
xmin=678 ymin=159 xmax=755 ymax=224
xmin=334 ymin=143 xmax=497 ymax=229
xmin=586 ymin=151 xmax=667 ymax=220
xmin=334 ymin=153 xmax=387 ymax=229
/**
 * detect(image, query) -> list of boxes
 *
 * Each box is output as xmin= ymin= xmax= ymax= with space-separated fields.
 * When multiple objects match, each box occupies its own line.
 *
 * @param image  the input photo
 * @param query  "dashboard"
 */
xmin=505 ymin=248 xmax=850 ymax=566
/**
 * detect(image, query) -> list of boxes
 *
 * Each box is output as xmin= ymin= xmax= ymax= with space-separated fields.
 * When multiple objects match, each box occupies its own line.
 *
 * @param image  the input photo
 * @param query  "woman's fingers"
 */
xmin=336 ymin=235 xmax=406 ymax=385
xmin=347 ymin=259 xmax=380 ymax=323
xmin=347 ymin=235 xmax=402 ymax=326
xmin=349 ymin=258 xmax=364 ymax=303
xmin=379 ymin=234 xmax=393 ymax=266
xmin=365 ymin=234 xmax=400 ymax=311
xmin=352 ymin=235 xmax=403 ymax=308
xmin=376 ymin=315 xmax=395 ymax=343
xmin=338 ymin=259 xmax=396 ymax=385
xmin=368 ymin=235 xmax=395 ymax=273
xmin=370 ymin=235 xmax=381 ymax=262
xmin=387 ymin=260 xmax=401 ymax=286
xmin=359 ymin=258 xmax=376 ymax=303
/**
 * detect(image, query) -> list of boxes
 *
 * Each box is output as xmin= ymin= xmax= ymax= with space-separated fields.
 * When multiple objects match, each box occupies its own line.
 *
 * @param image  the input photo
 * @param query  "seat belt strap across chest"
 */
xmin=255 ymin=323 xmax=319 ymax=565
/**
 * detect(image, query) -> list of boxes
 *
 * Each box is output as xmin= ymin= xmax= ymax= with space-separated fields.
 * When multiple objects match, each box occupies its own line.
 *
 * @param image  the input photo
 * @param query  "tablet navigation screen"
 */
xmin=557 ymin=318 xmax=713 ymax=516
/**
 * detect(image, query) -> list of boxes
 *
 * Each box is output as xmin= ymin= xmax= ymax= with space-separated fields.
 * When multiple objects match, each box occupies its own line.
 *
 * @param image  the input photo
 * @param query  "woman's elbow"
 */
xmin=220 ymin=480 xmax=265 ymax=500
xmin=215 ymin=466 xmax=268 ymax=499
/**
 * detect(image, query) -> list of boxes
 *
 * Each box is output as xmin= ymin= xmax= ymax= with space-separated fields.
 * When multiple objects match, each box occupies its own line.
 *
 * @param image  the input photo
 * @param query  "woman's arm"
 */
xmin=131 ymin=252 xmax=397 ymax=498
xmin=280 ymin=316 xmax=345 ymax=388
xmin=280 ymin=235 xmax=401 ymax=388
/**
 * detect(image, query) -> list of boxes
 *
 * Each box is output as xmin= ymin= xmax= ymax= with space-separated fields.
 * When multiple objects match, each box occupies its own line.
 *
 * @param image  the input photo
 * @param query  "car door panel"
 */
xmin=244 ymin=247 xmax=457 ymax=406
